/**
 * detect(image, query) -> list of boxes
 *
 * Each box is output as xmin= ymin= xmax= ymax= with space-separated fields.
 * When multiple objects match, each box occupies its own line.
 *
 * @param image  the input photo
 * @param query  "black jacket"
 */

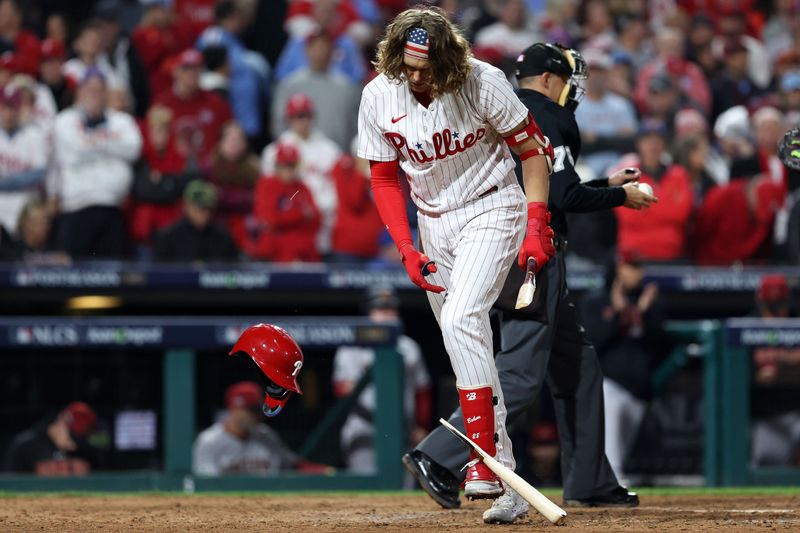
xmin=2 ymin=422 xmax=95 ymax=474
xmin=154 ymin=218 xmax=239 ymax=262
xmin=514 ymin=89 xmax=626 ymax=237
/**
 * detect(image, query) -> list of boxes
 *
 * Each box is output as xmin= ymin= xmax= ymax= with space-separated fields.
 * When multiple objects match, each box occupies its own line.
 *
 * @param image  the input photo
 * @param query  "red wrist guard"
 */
xmin=527 ymin=202 xmax=550 ymax=223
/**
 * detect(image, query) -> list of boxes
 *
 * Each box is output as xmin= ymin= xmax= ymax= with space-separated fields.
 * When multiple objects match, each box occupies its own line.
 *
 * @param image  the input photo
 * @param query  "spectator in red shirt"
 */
xmin=202 ymin=121 xmax=259 ymax=250
xmin=0 ymin=0 xmax=41 ymax=77
xmin=173 ymin=0 xmax=218 ymax=43
xmin=329 ymin=149 xmax=383 ymax=263
xmin=131 ymin=0 xmax=190 ymax=100
xmin=693 ymin=176 xmax=785 ymax=265
xmin=152 ymin=49 xmax=233 ymax=161
xmin=129 ymin=105 xmax=198 ymax=246
xmin=615 ymin=121 xmax=693 ymax=261
xmin=250 ymin=143 xmax=321 ymax=263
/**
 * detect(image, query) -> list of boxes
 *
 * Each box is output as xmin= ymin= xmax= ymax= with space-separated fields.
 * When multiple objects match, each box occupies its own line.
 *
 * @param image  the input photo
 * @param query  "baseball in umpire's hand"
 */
xmin=622 ymin=181 xmax=658 ymax=210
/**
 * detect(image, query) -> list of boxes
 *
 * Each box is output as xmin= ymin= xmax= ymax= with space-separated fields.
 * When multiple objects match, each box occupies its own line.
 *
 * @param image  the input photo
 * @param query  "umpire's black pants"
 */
xmin=415 ymin=249 xmax=620 ymax=499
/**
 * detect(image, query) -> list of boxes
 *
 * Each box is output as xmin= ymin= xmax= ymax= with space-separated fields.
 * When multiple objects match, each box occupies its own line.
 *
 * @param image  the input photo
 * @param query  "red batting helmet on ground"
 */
xmin=229 ymin=324 xmax=304 ymax=416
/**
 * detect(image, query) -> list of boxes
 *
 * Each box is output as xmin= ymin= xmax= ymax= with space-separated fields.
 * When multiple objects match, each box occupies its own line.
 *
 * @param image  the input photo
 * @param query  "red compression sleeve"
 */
xmin=369 ymin=160 xmax=414 ymax=252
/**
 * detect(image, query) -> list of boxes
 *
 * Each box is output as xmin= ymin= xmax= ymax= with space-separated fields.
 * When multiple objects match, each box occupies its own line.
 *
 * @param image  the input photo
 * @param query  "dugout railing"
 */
xmin=1 ymin=316 xmax=800 ymax=490
xmin=660 ymin=318 xmax=800 ymax=487
xmin=717 ymin=317 xmax=800 ymax=487
xmin=0 ymin=316 xmax=406 ymax=492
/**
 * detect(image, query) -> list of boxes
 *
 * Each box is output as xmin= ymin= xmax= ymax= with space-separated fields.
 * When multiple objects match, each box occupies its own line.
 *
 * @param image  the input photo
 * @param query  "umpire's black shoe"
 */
xmin=402 ymin=450 xmax=461 ymax=509
xmin=564 ymin=486 xmax=639 ymax=508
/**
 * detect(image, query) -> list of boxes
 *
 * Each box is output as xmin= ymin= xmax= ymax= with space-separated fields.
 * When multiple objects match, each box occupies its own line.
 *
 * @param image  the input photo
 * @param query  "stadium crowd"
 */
xmin=0 ymin=0 xmax=798 ymax=266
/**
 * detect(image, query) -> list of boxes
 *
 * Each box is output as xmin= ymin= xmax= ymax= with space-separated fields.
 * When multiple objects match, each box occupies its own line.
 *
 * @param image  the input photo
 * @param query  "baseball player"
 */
xmin=357 ymin=6 xmax=555 ymax=511
xmin=192 ymin=381 xmax=301 ymax=475
xmin=404 ymin=43 xmax=656 ymax=523
xmin=228 ymin=323 xmax=304 ymax=417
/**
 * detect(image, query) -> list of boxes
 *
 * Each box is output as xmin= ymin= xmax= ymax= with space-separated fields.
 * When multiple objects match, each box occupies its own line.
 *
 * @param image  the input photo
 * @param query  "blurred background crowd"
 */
xmin=0 ymin=0 xmax=797 ymax=266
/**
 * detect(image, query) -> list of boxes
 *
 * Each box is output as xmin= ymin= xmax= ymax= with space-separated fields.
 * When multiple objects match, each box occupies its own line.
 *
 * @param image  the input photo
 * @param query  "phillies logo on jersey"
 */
xmin=384 ymin=127 xmax=486 ymax=164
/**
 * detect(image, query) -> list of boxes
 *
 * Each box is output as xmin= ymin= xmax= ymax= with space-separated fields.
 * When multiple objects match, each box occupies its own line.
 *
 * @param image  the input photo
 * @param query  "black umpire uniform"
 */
xmin=405 ymin=43 xmax=638 ymax=508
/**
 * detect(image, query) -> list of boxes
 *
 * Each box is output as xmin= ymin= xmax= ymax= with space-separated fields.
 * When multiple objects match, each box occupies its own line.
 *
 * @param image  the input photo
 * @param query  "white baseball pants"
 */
xmin=417 ymin=185 xmax=526 ymax=469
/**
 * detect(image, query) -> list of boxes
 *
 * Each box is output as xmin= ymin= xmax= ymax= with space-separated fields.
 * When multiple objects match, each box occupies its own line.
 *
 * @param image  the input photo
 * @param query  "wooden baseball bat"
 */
xmin=439 ymin=418 xmax=566 ymax=525
xmin=515 ymin=257 xmax=537 ymax=309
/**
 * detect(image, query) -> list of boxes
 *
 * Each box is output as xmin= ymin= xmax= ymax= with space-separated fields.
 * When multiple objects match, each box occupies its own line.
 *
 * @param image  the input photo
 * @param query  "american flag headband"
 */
xmin=404 ymin=27 xmax=429 ymax=61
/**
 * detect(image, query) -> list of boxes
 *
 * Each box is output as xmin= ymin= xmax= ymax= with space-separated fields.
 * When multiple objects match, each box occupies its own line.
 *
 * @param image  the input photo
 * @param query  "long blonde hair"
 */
xmin=373 ymin=6 xmax=472 ymax=98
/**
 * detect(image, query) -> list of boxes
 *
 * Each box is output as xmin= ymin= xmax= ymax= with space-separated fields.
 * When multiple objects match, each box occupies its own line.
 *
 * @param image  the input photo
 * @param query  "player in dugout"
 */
xmin=405 ymin=43 xmax=656 ymax=523
xmin=195 ymin=324 xmax=326 ymax=475
xmin=3 ymin=401 xmax=99 ymax=475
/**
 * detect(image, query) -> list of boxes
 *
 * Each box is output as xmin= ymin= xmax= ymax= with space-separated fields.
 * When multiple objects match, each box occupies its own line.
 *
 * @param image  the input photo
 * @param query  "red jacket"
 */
xmin=331 ymin=155 xmax=383 ymax=258
xmin=128 ymin=129 xmax=189 ymax=243
xmin=616 ymin=165 xmax=693 ymax=260
xmin=152 ymin=88 xmax=233 ymax=159
xmin=173 ymin=0 xmax=217 ymax=41
xmin=693 ymin=179 xmax=784 ymax=265
xmin=7 ymin=30 xmax=41 ymax=76
xmin=251 ymin=175 xmax=321 ymax=262
xmin=131 ymin=26 xmax=190 ymax=98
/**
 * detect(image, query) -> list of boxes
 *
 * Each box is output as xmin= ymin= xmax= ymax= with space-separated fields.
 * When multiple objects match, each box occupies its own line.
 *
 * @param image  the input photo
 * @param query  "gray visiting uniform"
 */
xmin=192 ymin=421 xmax=298 ymax=476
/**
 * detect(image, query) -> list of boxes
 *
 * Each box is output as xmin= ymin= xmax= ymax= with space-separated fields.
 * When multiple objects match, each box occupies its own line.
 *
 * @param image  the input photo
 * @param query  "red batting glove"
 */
xmin=399 ymin=243 xmax=445 ymax=293
xmin=518 ymin=202 xmax=556 ymax=272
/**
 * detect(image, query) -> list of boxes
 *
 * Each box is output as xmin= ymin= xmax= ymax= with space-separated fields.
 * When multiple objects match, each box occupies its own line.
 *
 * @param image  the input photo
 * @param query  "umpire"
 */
xmin=403 ymin=43 xmax=656 ymax=522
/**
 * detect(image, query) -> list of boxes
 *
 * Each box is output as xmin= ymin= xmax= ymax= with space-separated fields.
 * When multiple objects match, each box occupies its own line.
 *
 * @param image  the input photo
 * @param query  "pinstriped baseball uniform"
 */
xmin=357 ymin=58 xmax=529 ymax=469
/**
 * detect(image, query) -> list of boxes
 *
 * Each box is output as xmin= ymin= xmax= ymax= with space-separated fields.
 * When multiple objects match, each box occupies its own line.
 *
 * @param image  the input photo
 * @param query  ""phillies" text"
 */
xmin=384 ymin=128 xmax=486 ymax=164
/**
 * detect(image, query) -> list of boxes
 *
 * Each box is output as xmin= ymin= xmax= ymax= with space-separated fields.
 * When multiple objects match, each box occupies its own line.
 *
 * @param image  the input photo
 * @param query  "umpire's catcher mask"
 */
xmin=516 ymin=42 xmax=588 ymax=111
xmin=229 ymin=323 xmax=304 ymax=417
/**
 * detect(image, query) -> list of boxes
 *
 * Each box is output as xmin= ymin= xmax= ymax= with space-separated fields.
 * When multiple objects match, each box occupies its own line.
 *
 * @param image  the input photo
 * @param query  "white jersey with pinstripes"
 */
xmin=357 ymin=58 xmax=528 ymax=214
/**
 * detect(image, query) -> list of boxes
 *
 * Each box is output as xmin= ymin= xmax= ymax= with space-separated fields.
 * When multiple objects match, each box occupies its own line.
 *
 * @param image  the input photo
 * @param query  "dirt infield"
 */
xmin=1 ymin=492 xmax=798 ymax=532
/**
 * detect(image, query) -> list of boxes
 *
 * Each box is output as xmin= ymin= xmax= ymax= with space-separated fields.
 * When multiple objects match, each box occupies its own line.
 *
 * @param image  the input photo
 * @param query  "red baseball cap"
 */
xmin=758 ymin=274 xmax=789 ymax=302
xmin=177 ymin=49 xmax=203 ymax=69
xmin=285 ymin=93 xmax=314 ymax=118
xmin=60 ymin=402 xmax=97 ymax=437
xmin=275 ymin=143 xmax=300 ymax=166
xmin=225 ymin=381 xmax=263 ymax=410
xmin=41 ymin=38 xmax=66 ymax=60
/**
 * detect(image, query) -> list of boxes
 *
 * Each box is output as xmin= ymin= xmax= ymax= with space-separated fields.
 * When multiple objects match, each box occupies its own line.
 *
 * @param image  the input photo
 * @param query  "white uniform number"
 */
xmin=552 ymin=146 xmax=574 ymax=173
